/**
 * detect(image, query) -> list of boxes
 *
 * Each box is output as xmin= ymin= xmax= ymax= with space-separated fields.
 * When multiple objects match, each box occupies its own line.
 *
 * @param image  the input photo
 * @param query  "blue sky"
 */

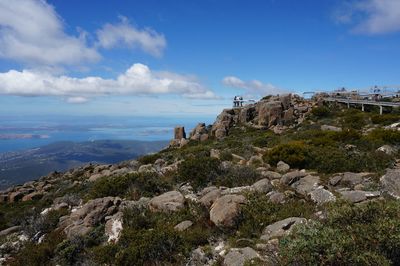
xmin=0 ymin=0 xmax=399 ymax=117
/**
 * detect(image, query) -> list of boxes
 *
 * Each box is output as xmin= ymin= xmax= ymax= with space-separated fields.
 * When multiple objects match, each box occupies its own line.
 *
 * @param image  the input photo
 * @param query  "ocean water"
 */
xmin=0 ymin=115 xmax=214 ymax=153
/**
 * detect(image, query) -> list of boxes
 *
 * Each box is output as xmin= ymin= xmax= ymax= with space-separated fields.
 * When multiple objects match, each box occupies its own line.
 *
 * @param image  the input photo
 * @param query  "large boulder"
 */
xmin=260 ymin=217 xmax=306 ymax=241
xmin=105 ymin=212 xmax=123 ymax=243
xmin=210 ymin=195 xmax=246 ymax=227
xmin=280 ymin=171 xmax=307 ymax=185
xmin=309 ymin=188 xmax=336 ymax=205
xmin=211 ymin=109 xmax=237 ymax=139
xmin=149 ymin=191 xmax=185 ymax=212
xmin=257 ymin=101 xmax=283 ymax=127
xmin=381 ymin=169 xmax=400 ymax=199
xmin=223 ymin=247 xmax=260 ymax=266
xmin=62 ymin=197 xmax=121 ymax=238
xmin=291 ymin=175 xmax=320 ymax=196
xmin=276 ymin=161 xmax=290 ymax=173
xmin=239 ymin=105 xmax=256 ymax=124
xmin=199 ymin=189 xmax=221 ymax=208
xmin=251 ymin=178 xmax=272 ymax=193
xmin=339 ymin=191 xmax=367 ymax=203
xmin=190 ymin=123 xmax=209 ymax=141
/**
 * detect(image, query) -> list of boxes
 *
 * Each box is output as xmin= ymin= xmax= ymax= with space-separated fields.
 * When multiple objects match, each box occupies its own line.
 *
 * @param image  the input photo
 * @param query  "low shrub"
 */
xmin=88 ymin=172 xmax=172 ymax=199
xmin=176 ymin=156 xmax=221 ymax=189
xmin=137 ymin=153 xmax=161 ymax=165
xmin=264 ymin=141 xmax=311 ymax=169
xmin=217 ymin=165 xmax=262 ymax=187
xmin=280 ymin=200 xmax=400 ymax=265
xmin=311 ymin=106 xmax=332 ymax=118
xmin=371 ymin=113 xmax=400 ymax=125
xmin=236 ymin=194 xmax=315 ymax=239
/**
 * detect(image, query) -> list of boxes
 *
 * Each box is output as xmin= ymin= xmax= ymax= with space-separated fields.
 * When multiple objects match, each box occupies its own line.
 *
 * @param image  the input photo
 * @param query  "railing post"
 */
xmin=362 ymin=104 xmax=364 ymax=112
xmin=380 ymin=105 xmax=383 ymax=115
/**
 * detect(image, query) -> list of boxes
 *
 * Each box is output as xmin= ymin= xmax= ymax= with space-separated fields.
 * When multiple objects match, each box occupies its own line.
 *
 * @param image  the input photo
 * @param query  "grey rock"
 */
xmin=261 ymin=170 xmax=282 ymax=180
xmin=309 ymin=188 xmax=336 ymax=205
xmin=199 ymin=189 xmax=221 ymax=208
xmin=210 ymin=194 xmax=246 ymax=227
xmin=174 ymin=126 xmax=186 ymax=139
xmin=251 ymin=178 xmax=272 ymax=193
xmin=280 ymin=171 xmax=307 ymax=185
xmin=174 ymin=220 xmax=193 ymax=231
xmin=0 ymin=226 xmax=21 ymax=237
xmin=276 ymin=161 xmax=290 ymax=173
xmin=260 ymin=217 xmax=307 ymax=241
xmin=339 ymin=191 xmax=367 ymax=203
xmin=223 ymin=247 xmax=260 ymax=266
xmin=381 ymin=169 xmax=400 ymax=199
xmin=321 ymin=125 xmax=342 ymax=132
xmin=63 ymin=197 xmax=121 ymax=238
xmin=149 ymin=191 xmax=185 ymax=212
xmin=291 ymin=175 xmax=320 ymax=196
xmin=329 ymin=175 xmax=342 ymax=186
xmin=105 ymin=212 xmax=123 ymax=243
xmin=247 ymin=155 xmax=264 ymax=166
xmin=377 ymin=145 xmax=398 ymax=155
xmin=268 ymin=192 xmax=286 ymax=204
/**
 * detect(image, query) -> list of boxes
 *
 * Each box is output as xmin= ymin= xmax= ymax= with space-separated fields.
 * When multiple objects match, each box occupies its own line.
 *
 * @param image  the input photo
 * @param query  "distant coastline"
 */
xmin=0 ymin=134 xmax=50 ymax=140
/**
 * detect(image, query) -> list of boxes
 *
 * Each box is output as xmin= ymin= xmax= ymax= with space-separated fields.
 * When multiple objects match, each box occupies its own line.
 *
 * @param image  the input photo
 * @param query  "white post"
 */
xmin=362 ymin=104 xmax=364 ymax=112
xmin=380 ymin=105 xmax=383 ymax=115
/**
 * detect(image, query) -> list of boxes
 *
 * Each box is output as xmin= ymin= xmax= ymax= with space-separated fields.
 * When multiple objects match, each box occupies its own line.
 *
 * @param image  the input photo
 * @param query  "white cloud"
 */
xmin=0 ymin=63 xmax=217 ymax=101
xmin=334 ymin=0 xmax=400 ymax=34
xmin=96 ymin=16 xmax=166 ymax=57
xmin=66 ymin=96 xmax=89 ymax=104
xmin=222 ymin=76 xmax=286 ymax=98
xmin=0 ymin=0 xmax=100 ymax=67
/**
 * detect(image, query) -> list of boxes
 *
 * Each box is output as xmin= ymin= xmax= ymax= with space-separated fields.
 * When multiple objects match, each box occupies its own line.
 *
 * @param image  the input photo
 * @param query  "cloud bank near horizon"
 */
xmin=0 ymin=63 xmax=218 ymax=102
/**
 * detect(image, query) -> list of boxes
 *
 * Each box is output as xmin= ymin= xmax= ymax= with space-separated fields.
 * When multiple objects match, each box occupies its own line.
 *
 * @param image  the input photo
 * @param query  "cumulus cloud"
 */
xmin=334 ymin=0 xmax=400 ymax=34
xmin=222 ymin=76 xmax=286 ymax=98
xmin=96 ymin=16 xmax=166 ymax=57
xmin=0 ymin=63 xmax=217 ymax=102
xmin=0 ymin=0 xmax=100 ymax=67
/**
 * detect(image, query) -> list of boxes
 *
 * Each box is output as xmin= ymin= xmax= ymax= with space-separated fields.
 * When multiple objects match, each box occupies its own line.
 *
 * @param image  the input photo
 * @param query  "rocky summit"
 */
xmin=2 ymin=94 xmax=400 ymax=265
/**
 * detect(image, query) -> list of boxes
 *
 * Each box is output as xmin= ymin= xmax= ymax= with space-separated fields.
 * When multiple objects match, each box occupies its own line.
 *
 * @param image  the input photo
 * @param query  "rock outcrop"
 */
xmin=210 ymin=194 xmax=246 ymax=227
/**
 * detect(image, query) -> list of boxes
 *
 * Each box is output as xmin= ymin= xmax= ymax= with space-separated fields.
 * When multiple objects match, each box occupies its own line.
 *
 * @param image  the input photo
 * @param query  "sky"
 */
xmin=0 ymin=0 xmax=400 ymax=117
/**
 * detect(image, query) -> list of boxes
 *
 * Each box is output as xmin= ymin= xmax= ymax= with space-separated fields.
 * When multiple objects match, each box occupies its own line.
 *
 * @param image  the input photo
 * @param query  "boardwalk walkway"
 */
xmin=323 ymin=97 xmax=400 ymax=114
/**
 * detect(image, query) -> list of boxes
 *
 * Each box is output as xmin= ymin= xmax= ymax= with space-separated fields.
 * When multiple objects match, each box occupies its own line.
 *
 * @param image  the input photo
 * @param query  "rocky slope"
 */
xmin=1 ymin=94 xmax=400 ymax=265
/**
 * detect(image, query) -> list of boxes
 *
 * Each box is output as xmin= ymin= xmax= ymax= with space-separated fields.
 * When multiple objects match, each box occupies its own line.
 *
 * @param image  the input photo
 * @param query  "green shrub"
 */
xmin=371 ymin=113 xmax=400 ymax=125
xmin=264 ymin=141 xmax=311 ymax=169
xmin=116 ymin=227 xmax=183 ymax=265
xmin=340 ymin=109 xmax=367 ymax=129
xmin=365 ymin=128 xmax=400 ymax=146
xmin=10 ymin=231 xmax=64 ymax=266
xmin=176 ymin=156 xmax=221 ymax=189
xmin=137 ymin=153 xmax=161 ymax=165
xmin=311 ymin=106 xmax=332 ymax=118
xmin=236 ymin=194 xmax=314 ymax=239
xmin=217 ymin=165 xmax=261 ymax=187
xmin=55 ymin=226 xmax=106 ymax=265
xmin=280 ymin=200 xmax=400 ymax=265
xmin=88 ymin=172 xmax=172 ymax=199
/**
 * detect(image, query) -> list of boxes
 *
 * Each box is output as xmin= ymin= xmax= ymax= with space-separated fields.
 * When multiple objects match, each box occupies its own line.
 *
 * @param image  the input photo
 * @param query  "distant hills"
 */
xmin=0 ymin=139 xmax=168 ymax=189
